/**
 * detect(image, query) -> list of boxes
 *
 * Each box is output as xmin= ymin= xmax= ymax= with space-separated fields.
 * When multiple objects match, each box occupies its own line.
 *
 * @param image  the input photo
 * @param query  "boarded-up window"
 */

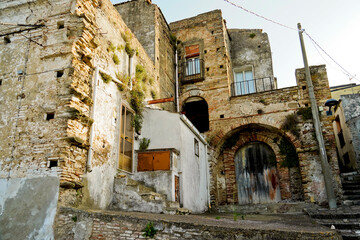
xmin=185 ymin=45 xmax=200 ymax=58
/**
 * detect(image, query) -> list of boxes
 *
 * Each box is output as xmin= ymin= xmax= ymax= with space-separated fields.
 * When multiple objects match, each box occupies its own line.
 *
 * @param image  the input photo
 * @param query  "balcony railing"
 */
xmin=231 ymin=77 xmax=275 ymax=97
xmin=182 ymin=58 xmax=205 ymax=83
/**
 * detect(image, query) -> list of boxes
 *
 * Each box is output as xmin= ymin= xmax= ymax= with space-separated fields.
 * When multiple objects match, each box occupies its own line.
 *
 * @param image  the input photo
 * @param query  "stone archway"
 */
xmin=219 ymin=124 xmax=304 ymax=205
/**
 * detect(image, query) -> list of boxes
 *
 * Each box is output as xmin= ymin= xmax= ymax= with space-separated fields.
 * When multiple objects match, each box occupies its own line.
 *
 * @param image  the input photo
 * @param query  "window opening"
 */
xmin=194 ymin=138 xmax=199 ymax=157
xmin=46 ymin=113 xmax=55 ymax=120
xmin=119 ymin=105 xmax=134 ymax=172
xmin=185 ymin=45 xmax=200 ymax=76
xmin=0 ymin=79 xmax=2 ymax=86
xmin=183 ymin=98 xmax=209 ymax=133
xmin=234 ymin=69 xmax=255 ymax=95
xmin=57 ymin=22 xmax=65 ymax=29
xmin=4 ymin=36 xmax=11 ymax=44
xmin=49 ymin=160 xmax=58 ymax=168
xmin=56 ymin=71 xmax=64 ymax=78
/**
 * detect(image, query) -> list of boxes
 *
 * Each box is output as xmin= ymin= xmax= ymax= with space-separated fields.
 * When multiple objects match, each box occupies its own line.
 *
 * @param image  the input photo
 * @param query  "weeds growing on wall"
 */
xmin=249 ymin=33 xmax=256 ymax=38
xmin=113 ymin=53 xmax=120 ymax=65
xmin=150 ymin=90 xmax=158 ymax=99
xmin=99 ymin=71 xmax=112 ymax=84
xmin=115 ymin=72 xmax=130 ymax=91
xmin=107 ymin=42 xmax=116 ymax=52
xmin=275 ymin=137 xmax=299 ymax=168
xmin=122 ymin=31 xmax=135 ymax=57
xmin=142 ymin=222 xmax=158 ymax=238
xmin=139 ymin=138 xmax=151 ymax=150
xmin=297 ymin=107 xmax=313 ymax=121
xmin=281 ymin=113 xmax=300 ymax=137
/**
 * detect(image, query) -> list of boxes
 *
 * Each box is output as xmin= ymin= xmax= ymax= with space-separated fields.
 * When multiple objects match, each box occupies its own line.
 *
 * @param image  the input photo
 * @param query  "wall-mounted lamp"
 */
xmin=325 ymin=99 xmax=338 ymax=116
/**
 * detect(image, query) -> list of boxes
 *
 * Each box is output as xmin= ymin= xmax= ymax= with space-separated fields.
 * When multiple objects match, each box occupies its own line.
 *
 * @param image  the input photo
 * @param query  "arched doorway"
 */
xmin=235 ymin=142 xmax=281 ymax=204
xmin=182 ymin=97 xmax=209 ymax=133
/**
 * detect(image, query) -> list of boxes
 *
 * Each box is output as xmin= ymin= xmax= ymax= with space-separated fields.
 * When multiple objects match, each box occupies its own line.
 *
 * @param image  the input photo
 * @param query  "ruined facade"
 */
xmin=170 ymin=11 xmax=340 ymax=206
xmin=0 ymin=0 xmax=343 ymax=239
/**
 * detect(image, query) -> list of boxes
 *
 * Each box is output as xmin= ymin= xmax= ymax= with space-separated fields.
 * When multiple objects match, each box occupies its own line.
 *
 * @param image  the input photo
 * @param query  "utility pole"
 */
xmin=297 ymin=23 xmax=337 ymax=209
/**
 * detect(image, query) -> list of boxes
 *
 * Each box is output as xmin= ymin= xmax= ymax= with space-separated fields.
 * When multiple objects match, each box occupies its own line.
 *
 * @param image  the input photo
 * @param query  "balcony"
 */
xmin=231 ymin=77 xmax=275 ymax=97
xmin=182 ymin=58 xmax=205 ymax=83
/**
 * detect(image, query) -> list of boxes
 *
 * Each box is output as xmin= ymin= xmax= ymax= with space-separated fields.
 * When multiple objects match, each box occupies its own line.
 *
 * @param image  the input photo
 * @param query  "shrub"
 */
xmin=113 ymin=54 xmax=120 ymax=65
xmin=142 ymin=222 xmax=158 ymax=238
xmin=281 ymin=113 xmax=299 ymax=137
xmin=99 ymin=72 xmax=112 ymax=84
xmin=139 ymin=138 xmax=151 ymax=150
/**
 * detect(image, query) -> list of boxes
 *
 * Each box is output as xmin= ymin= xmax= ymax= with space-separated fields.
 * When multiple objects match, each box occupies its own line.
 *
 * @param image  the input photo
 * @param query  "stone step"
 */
xmin=166 ymin=201 xmax=180 ymax=208
xmin=342 ymin=175 xmax=360 ymax=182
xmin=344 ymin=189 xmax=360 ymax=195
xmin=337 ymin=229 xmax=360 ymax=240
xmin=306 ymin=211 xmax=360 ymax=219
xmin=319 ymin=221 xmax=360 ymax=230
xmin=344 ymin=195 xmax=360 ymax=201
xmin=341 ymin=171 xmax=359 ymax=177
xmin=343 ymin=184 xmax=360 ymax=190
xmin=343 ymin=200 xmax=360 ymax=206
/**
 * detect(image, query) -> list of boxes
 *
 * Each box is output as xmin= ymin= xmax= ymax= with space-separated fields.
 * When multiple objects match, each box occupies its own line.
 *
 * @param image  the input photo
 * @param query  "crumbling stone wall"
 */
xmin=0 ymin=0 xmax=161 ymax=209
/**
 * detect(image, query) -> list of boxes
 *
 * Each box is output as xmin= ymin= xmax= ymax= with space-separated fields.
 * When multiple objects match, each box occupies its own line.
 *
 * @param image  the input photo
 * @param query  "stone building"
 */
xmin=0 ymin=0 xmax=343 ymax=238
xmin=332 ymin=93 xmax=360 ymax=172
xmin=170 ymin=10 xmax=340 ymax=206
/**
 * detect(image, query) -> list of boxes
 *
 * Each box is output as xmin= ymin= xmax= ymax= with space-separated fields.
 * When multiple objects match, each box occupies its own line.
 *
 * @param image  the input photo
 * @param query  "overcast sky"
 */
xmin=112 ymin=0 xmax=360 ymax=88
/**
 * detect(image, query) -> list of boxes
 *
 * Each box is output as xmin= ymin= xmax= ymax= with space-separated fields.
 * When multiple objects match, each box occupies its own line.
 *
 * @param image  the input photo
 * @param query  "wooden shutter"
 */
xmin=185 ymin=45 xmax=200 ymax=58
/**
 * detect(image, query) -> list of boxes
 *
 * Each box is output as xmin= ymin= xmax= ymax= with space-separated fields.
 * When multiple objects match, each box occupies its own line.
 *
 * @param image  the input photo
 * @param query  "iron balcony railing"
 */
xmin=230 ymin=77 xmax=275 ymax=97
xmin=182 ymin=58 xmax=205 ymax=83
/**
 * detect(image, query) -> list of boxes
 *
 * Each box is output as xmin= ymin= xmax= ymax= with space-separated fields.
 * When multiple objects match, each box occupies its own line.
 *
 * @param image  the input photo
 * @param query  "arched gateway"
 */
xmin=235 ymin=142 xmax=281 ymax=204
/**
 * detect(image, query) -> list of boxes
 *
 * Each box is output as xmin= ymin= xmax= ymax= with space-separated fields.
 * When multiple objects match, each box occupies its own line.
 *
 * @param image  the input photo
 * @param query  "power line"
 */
xmin=222 ymin=0 xmax=297 ymax=31
xmin=304 ymin=31 xmax=360 ymax=83
xmin=223 ymin=0 xmax=359 ymax=84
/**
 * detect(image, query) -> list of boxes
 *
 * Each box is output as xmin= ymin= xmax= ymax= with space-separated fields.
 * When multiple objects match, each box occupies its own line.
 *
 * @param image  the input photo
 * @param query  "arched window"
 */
xmin=182 ymin=97 xmax=209 ymax=133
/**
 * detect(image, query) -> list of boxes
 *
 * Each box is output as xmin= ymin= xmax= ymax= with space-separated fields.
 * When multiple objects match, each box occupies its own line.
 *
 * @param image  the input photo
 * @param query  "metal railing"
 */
xmin=182 ymin=58 xmax=205 ymax=83
xmin=231 ymin=77 xmax=275 ymax=96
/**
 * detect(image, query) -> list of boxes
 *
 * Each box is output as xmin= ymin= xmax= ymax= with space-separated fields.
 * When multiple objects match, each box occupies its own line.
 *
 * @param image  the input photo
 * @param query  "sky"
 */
xmin=111 ymin=0 xmax=360 ymax=88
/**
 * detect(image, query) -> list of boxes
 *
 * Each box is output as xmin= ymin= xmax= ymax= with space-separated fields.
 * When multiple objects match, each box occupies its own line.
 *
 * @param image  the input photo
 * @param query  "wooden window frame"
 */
xmin=118 ymin=104 xmax=135 ymax=173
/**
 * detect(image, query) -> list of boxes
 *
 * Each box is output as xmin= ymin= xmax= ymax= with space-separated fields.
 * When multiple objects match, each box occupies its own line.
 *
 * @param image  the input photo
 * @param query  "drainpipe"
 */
xmin=175 ymin=45 xmax=180 ymax=112
xmin=86 ymin=66 xmax=99 ymax=172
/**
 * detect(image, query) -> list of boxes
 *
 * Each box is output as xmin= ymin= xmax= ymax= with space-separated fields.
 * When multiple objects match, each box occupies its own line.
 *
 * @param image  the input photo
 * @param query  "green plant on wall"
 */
xmin=136 ymin=64 xmax=147 ymax=82
xmin=99 ymin=71 xmax=112 ymax=84
xmin=113 ymin=53 xmax=120 ymax=65
xmin=139 ymin=138 xmax=151 ymax=150
xmin=142 ymin=221 xmax=158 ymax=238
xmin=131 ymin=114 xmax=143 ymax=135
xmin=297 ymin=107 xmax=313 ymax=121
xmin=115 ymin=72 xmax=130 ymax=91
xmin=249 ymin=33 xmax=256 ymax=38
xmin=122 ymin=31 xmax=135 ymax=57
xmin=281 ymin=113 xmax=300 ymax=137
xmin=150 ymin=90 xmax=158 ymax=100
xmin=276 ymin=137 xmax=299 ymax=168
xmin=107 ymin=42 xmax=116 ymax=52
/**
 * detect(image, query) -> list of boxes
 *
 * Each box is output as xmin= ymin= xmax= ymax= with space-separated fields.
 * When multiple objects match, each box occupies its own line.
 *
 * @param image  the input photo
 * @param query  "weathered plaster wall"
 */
xmin=335 ymin=94 xmax=360 ymax=170
xmin=0 ymin=177 xmax=59 ymax=240
xmin=139 ymin=108 xmax=209 ymax=212
xmin=229 ymin=29 xmax=273 ymax=79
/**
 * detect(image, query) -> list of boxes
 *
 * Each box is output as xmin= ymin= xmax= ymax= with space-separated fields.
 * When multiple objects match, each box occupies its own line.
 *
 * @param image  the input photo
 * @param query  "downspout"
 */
xmin=175 ymin=44 xmax=180 ymax=112
xmin=86 ymin=66 xmax=99 ymax=172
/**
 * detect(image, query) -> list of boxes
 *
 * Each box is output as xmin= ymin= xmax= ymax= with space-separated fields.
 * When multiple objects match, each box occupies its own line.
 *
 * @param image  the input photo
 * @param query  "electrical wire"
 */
xmin=304 ymin=31 xmax=360 ymax=83
xmin=223 ymin=0 xmax=359 ymax=84
xmin=222 ymin=0 xmax=297 ymax=31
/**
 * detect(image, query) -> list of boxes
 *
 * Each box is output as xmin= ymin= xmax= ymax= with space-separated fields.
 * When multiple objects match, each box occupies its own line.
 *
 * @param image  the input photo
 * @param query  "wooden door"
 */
xmin=119 ymin=105 xmax=134 ymax=172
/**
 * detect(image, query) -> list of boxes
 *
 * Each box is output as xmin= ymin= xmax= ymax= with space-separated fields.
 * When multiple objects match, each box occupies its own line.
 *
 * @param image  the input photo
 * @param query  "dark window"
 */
xmin=183 ymin=99 xmax=209 ymax=133
xmin=57 ymin=22 xmax=65 ymax=29
xmin=4 ymin=36 xmax=11 ymax=44
xmin=0 ymin=79 xmax=2 ymax=86
xmin=56 ymin=71 xmax=64 ymax=78
xmin=46 ymin=113 xmax=55 ymax=120
xmin=194 ymin=138 xmax=199 ymax=157
xmin=49 ymin=160 xmax=58 ymax=168
xmin=343 ymin=152 xmax=350 ymax=165
xmin=338 ymin=130 xmax=345 ymax=148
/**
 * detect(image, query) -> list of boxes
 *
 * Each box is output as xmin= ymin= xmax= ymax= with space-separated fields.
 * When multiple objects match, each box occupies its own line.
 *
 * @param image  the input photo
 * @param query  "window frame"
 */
xmin=233 ymin=67 xmax=255 ymax=95
xmin=118 ymin=104 xmax=135 ymax=173
xmin=194 ymin=138 xmax=199 ymax=157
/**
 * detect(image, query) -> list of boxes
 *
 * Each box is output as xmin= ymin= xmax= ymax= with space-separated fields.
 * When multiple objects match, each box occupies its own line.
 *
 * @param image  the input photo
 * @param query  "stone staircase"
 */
xmin=110 ymin=175 xmax=190 ymax=215
xmin=342 ymin=171 xmax=360 ymax=206
xmin=305 ymin=171 xmax=360 ymax=240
